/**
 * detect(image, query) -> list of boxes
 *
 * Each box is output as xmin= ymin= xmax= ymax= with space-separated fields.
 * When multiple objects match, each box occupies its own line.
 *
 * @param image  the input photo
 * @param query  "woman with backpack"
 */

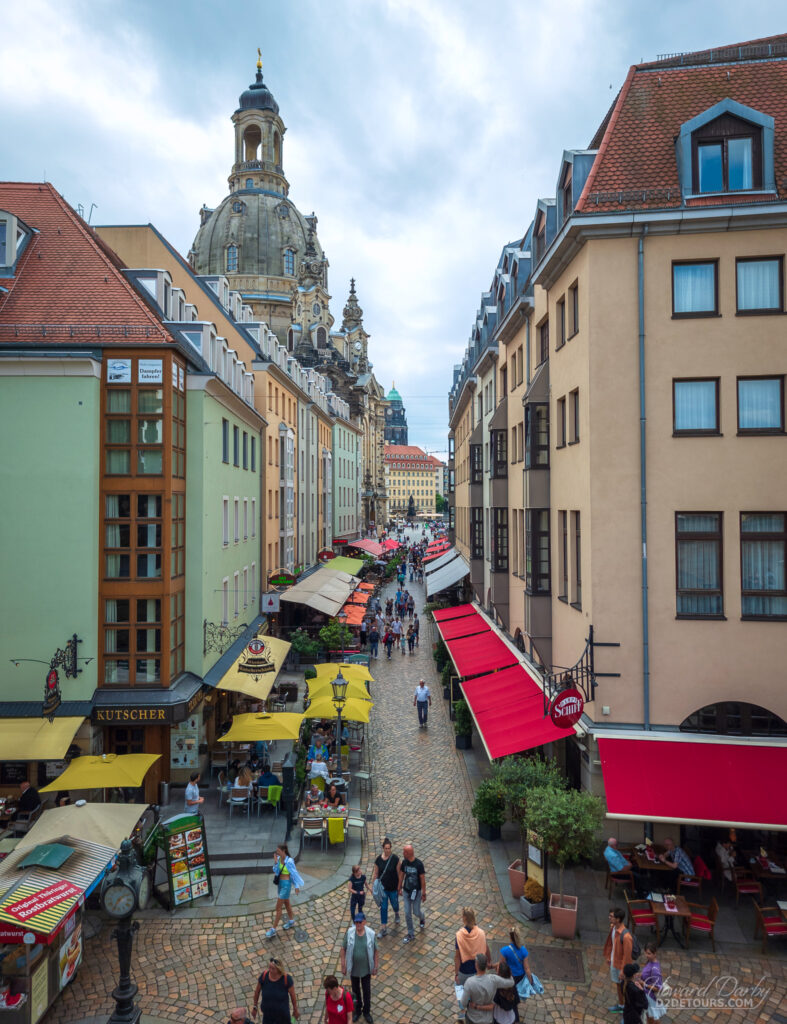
xmin=323 ymin=974 xmax=353 ymax=1024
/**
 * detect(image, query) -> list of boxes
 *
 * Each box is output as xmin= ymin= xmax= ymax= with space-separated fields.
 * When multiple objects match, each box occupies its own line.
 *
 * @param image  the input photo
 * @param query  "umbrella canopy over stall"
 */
xmin=215 ymin=634 xmax=291 ymax=702
xmin=312 ymin=662 xmax=374 ymax=684
xmin=382 ymin=539 xmax=400 ymax=550
xmin=218 ymin=712 xmax=304 ymax=743
xmin=348 ymin=539 xmax=383 ymax=557
xmin=330 ymin=556 xmax=365 ymax=576
xmin=39 ymin=753 xmax=160 ymax=793
xmin=15 ymin=803 xmax=149 ymax=852
xmin=307 ymin=677 xmax=371 ymax=701
xmin=303 ymin=696 xmax=373 ymax=723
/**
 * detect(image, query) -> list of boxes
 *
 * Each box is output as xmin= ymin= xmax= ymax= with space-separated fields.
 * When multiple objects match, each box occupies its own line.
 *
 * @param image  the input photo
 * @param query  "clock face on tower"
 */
xmin=386 ymin=409 xmax=392 ymax=417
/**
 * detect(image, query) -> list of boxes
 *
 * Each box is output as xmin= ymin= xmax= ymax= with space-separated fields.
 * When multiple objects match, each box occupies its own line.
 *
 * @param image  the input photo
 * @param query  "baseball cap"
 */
xmin=353 ymin=912 xmax=366 ymax=922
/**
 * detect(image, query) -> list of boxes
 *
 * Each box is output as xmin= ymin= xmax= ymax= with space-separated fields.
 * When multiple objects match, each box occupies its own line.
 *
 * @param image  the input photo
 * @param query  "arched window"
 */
xmin=316 ymin=327 xmax=327 ymax=346
xmin=273 ymin=130 xmax=281 ymax=166
xmin=226 ymin=245 xmax=238 ymax=273
xmin=680 ymin=701 xmax=787 ymax=737
xmin=283 ymin=249 xmax=295 ymax=276
xmin=232 ymin=201 xmax=244 ymax=214
xmin=245 ymin=178 xmax=254 ymax=189
xmin=287 ymin=328 xmax=294 ymax=352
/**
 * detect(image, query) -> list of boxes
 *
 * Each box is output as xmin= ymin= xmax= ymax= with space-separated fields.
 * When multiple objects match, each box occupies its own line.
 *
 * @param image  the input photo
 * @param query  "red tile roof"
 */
xmin=0 ymin=182 xmax=172 ymax=343
xmin=577 ymin=37 xmax=787 ymax=213
xmin=384 ymin=444 xmax=442 ymax=469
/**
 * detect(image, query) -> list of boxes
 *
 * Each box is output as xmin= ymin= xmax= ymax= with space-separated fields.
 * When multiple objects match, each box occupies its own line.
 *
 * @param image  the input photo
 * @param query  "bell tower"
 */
xmin=230 ymin=51 xmax=289 ymax=197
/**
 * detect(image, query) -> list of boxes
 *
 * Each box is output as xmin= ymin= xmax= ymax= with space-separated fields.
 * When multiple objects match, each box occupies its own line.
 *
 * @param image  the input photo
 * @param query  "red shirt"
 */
xmin=325 ymin=988 xmax=353 ymax=1024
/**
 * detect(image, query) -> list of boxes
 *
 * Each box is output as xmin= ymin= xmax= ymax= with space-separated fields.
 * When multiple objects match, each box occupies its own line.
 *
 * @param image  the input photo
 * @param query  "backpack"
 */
xmin=622 ymin=927 xmax=641 ymax=960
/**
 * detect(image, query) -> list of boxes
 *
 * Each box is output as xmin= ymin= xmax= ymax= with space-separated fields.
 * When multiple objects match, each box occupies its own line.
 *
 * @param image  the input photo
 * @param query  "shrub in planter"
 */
xmin=471 ymin=778 xmax=505 ymax=840
xmin=433 ymin=637 xmax=448 ymax=669
xmin=441 ymin=661 xmax=453 ymax=696
xmin=319 ymin=618 xmax=354 ymax=653
xmin=422 ymin=601 xmax=450 ymax=622
xmin=289 ymin=628 xmax=321 ymax=662
xmin=303 ymin=666 xmax=317 ymax=681
xmin=453 ymin=698 xmax=472 ymax=749
xmin=520 ymin=877 xmax=545 ymax=920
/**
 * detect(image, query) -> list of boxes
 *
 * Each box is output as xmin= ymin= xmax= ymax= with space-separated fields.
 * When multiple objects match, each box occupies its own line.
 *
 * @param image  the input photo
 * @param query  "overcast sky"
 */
xmin=2 ymin=0 xmax=784 ymax=456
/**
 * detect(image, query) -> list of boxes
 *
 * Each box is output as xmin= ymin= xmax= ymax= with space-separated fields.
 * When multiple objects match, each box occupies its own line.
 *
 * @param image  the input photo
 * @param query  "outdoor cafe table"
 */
xmin=634 ymin=851 xmax=676 ymax=879
xmin=649 ymin=893 xmax=691 ymax=947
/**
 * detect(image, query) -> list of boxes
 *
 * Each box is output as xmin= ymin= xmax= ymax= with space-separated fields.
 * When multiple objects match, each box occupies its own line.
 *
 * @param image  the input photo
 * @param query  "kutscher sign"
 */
xmin=549 ymin=688 xmax=584 ymax=728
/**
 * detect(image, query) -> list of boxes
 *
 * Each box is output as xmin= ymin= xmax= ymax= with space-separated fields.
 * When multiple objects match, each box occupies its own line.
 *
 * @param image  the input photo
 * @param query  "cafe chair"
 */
xmin=9 ymin=803 xmax=43 ymax=837
xmin=312 ymin=776 xmax=326 ymax=793
xmin=684 ymin=898 xmax=719 ymax=952
xmin=733 ymin=867 xmax=763 ymax=906
xmin=210 ymin=747 xmax=229 ymax=778
xmin=216 ymin=771 xmax=228 ymax=806
xmin=302 ymin=815 xmax=326 ymax=851
xmin=346 ymin=802 xmax=370 ymax=847
xmin=354 ymin=761 xmax=373 ymax=795
xmin=228 ymin=787 xmax=251 ymax=819
xmin=677 ymin=873 xmax=703 ymax=901
xmin=327 ymin=815 xmax=346 ymax=848
xmin=753 ymin=902 xmax=787 ymax=955
xmin=606 ymin=865 xmax=635 ymax=897
xmin=260 ymin=784 xmax=282 ymax=818
xmin=624 ymin=893 xmax=659 ymax=941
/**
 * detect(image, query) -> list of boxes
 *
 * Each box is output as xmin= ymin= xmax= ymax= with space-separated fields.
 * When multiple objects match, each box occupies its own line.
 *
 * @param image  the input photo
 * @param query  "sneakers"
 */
xmin=363 ymin=1014 xmax=373 ymax=1024
xmin=352 ymin=1011 xmax=361 ymax=1022
xmin=395 ymin=914 xmax=400 ymax=924
xmin=265 ymin=927 xmax=276 ymax=938
xmin=379 ymin=926 xmax=387 ymax=937
xmin=608 ymin=1006 xmax=624 ymax=1013
xmin=419 ymin=917 xmax=425 ymax=929
xmin=283 ymin=919 xmax=295 ymax=930
xmin=402 ymin=934 xmax=415 ymax=943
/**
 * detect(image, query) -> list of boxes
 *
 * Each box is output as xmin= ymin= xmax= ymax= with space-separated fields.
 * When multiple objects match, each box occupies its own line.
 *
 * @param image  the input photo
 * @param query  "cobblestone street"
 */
xmin=46 ymin=567 xmax=787 ymax=1023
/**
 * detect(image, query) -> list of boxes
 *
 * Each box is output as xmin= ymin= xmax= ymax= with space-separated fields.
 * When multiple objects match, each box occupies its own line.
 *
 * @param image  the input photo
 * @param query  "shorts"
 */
xmin=277 ymin=877 xmax=293 ymax=900
xmin=610 ymin=966 xmax=621 ymax=984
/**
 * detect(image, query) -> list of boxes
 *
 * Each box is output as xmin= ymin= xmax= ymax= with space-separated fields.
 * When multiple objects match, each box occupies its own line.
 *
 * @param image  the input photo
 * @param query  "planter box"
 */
xmin=277 ymin=682 xmax=299 ymax=703
xmin=519 ymin=895 xmax=544 ymax=920
xmin=548 ymin=893 xmax=578 ymax=939
xmin=508 ymin=859 xmax=526 ymax=899
xmin=455 ymin=734 xmax=472 ymax=750
xmin=443 ymin=685 xmax=450 ymax=700
xmin=477 ymin=821 xmax=501 ymax=841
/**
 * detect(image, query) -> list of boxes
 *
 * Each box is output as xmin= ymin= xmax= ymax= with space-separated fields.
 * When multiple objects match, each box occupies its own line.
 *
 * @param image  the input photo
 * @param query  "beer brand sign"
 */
xmin=549 ymin=688 xmax=584 ymax=728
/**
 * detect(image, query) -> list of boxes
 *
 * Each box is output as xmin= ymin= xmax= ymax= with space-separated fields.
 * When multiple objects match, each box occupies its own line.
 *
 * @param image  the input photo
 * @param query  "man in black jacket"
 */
xmin=12 ymin=780 xmax=41 ymax=821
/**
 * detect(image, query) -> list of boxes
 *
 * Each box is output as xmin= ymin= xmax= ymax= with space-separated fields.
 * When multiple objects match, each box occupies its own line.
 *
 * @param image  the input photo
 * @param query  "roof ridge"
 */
xmin=576 ymin=65 xmax=637 ymax=213
xmin=639 ymin=33 xmax=787 ymax=70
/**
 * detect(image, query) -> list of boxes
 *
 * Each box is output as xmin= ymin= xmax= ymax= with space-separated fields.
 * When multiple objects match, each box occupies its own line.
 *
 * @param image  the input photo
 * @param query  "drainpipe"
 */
xmin=525 ymin=315 xmax=531 ymax=387
xmin=638 ymin=228 xmax=651 ymax=732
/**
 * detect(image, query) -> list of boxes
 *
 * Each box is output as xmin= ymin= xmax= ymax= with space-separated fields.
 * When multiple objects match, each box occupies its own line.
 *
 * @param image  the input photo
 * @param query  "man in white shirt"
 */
xmin=413 ymin=680 xmax=432 ymax=729
xmin=184 ymin=771 xmax=204 ymax=813
xmin=309 ymin=754 xmax=331 ymax=784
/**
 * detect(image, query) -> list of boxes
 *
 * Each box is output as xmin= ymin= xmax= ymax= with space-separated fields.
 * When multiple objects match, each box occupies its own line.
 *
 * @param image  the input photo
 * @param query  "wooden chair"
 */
xmin=228 ymin=787 xmax=251 ymax=819
xmin=677 ymin=873 xmax=703 ymax=901
xmin=606 ymin=864 xmax=635 ymax=897
xmin=733 ymin=868 xmax=763 ymax=906
xmin=685 ymin=898 xmax=719 ymax=951
xmin=302 ymin=815 xmax=326 ymax=851
xmin=753 ymin=902 xmax=787 ymax=954
xmin=624 ymin=892 xmax=659 ymax=942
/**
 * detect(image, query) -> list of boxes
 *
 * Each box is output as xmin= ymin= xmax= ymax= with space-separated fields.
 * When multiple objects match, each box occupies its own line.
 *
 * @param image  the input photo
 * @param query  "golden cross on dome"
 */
xmin=257 ymin=48 xmax=262 ymax=70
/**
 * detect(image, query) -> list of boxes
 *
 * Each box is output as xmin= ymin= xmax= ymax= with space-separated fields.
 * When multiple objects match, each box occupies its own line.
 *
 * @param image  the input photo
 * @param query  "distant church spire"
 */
xmin=342 ymin=278 xmax=363 ymax=329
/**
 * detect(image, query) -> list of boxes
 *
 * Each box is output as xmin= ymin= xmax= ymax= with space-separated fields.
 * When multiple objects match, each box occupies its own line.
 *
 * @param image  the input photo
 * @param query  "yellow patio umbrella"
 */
xmin=303 ymin=696 xmax=373 ymax=723
xmin=39 ymin=753 xmax=160 ymax=793
xmin=307 ymin=677 xmax=371 ymax=702
xmin=312 ymin=662 xmax=374 ymax=684
xmin=218 ymin=712 xmax=304 ymax=744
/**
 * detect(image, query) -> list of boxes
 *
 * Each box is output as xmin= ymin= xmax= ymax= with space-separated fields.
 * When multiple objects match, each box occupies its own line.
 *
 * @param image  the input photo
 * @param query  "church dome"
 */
xmin=386 ymin=383 xmax=403 ymax=403
xmin=237 ymin=69 xmax=279 ymax=115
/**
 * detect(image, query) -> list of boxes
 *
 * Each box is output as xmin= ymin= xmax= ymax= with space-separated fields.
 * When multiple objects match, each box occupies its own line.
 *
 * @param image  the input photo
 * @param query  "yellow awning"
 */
xmin=16 ymin=803 xmax=149 ymax=852
xmin=307 ymin=678 xmax=371 ymax=701
xmin=0 ymin=717 xmax=84 ymax=761
xmin=39 ymin=753 xmax=160 ymax=792
xmin=303 ymin=696 xmax=373 ymax=723
xmin=219 ymin=712 xmax=304 ymax=743
xmin=312 ymin=663 xmax=374 ymax=684
xmin=217 ymin=635 xmax=291 ymax=702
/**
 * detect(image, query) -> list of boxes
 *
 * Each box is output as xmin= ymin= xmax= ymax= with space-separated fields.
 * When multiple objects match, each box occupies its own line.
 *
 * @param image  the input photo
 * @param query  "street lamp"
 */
xmin=337 ymin=609 xmax=348 ymax=662
xmin=331 ymin=670 xmax=349 ymax=775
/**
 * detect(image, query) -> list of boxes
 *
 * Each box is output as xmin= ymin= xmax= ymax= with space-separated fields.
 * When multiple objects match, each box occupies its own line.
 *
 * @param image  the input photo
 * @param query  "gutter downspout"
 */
xmin=638 ymin=228 xmax=650 ymax=732
xmin=525 ymin=315 xmax=531 ymax=388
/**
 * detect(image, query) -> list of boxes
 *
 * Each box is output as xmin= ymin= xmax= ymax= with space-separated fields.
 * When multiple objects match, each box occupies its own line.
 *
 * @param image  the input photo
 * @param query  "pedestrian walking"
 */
xmin=621 ymin=963 xmax=649 ymax=1024
xmin=348 ymin=864 xmax=369 ymax=921
xmin=368 ymin=627 xmax=379 ymax=660
xmin=359 ymin=618 xmax=368 ymax=649
xmin=454 ymin=908 xmax=491 ymax=987
xmin=603 ymin=907 xmax=634 ymax=1012
xmin=399 ymin=629 xmax=407 ymax=656
xmin=492 ymin=961 xmax=520 ymax=1024
xmin=406 ymin=624 xmax=415 ymax=653
xmin=406 ymin=595 xmax=414 ymax=620
xmin=251 ymin=955 xmax=300 ymax=1023
xmin=383 ymin=630 xmax=394 ymax=660
xmin=413 ymin=680 xmax=431 ymax=727
xmin=460 ymin=953 xmax=514 ymax=1024
xmin=371 ymin=838 xmax=399 ymax=937
xmin=397 ymin=843 xmax=426 ymax=943
xmin=498 ymin=927 xmax=533 ymax=988
xmin=323 ymin=975 xmax=354 ymax=1024
xmin=265 ymin=844 xmax=304 ymax=938
xmin=412 ymin=613 xmax=420 ymax=646
xmin=340 ymin=912 xmax=378 ymax=1024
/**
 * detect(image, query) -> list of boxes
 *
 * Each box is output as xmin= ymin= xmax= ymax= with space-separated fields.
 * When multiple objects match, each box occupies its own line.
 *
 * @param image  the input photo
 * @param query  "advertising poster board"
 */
xmin=161 ymin=814 xmax=212 ymax=909
xmin=170 ymin=715 xmax=199 ymax=771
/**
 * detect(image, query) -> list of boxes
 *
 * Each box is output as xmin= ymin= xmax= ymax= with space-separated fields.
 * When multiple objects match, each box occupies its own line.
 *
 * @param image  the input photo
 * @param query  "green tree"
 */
xmin=318 ymin=617 xmax=354 ymax=653
xmin=493 ymin=755 xmax=566 ymax=868
xmin=525 ymin=786 xmax=603 ymax=904
xmin=435 ymin=492 xmax=446 ymax=513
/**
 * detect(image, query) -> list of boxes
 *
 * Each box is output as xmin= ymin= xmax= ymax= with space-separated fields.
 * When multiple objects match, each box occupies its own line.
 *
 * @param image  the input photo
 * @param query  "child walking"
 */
xmin=266 ymin=844 xmax=304 ymax=938
xmin=347 ymin=864 xmax=369 ymax=921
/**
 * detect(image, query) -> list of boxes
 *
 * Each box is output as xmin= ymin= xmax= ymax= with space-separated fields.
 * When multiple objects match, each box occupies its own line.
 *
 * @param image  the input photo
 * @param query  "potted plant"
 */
xmin=441 ymin=662 xmax=452 ymax=699
xmin=433 ymin=636 xmax=449 ymax=672
xmin=525 ymin=786 xmax=603 ymax=939
xmin=318 ymin=618 xmax=354 ymax=656
xmin=453 ymin=698 xmax=472 ymax=750
xmin=471 ymin=778 xmax=505 ymax=841
xmin=288 ymin=628 xmax=321 ymax=665
xmin=520 ymin=877 xmax=545 ymax=921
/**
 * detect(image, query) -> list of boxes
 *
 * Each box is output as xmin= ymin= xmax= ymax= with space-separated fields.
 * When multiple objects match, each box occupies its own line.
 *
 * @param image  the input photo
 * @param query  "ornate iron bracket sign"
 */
xmin=542 ymin=625 xmax=620 ymax=717
xmin=203 ymin=620 xmax=248 ymax=657
xmin=10 ymin=633 xmax=89 ymax=721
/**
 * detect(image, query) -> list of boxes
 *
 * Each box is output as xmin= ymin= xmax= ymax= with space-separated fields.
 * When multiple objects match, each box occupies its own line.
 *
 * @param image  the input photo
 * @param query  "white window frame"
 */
xmin=234 ymin=498 xmax=240 ymax=544
xmin=222 ymin=497 xmax=229 ymax=547
xmin=222 ymin=577 xmax=229 ymax=626
xmin=233 ymin=571 xmax=240 ymax=617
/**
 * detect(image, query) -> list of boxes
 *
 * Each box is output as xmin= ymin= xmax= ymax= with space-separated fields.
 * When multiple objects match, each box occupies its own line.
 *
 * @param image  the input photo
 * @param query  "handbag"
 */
xmin=372 ymin=878 xmax=383 ymax=907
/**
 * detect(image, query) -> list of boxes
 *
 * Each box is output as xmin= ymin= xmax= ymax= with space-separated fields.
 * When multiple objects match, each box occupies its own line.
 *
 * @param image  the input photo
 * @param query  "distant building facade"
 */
xmin=384 ymin=445 xmax=442 ymax=516
xmin=383 ymin=383 xmax=408 ymax=445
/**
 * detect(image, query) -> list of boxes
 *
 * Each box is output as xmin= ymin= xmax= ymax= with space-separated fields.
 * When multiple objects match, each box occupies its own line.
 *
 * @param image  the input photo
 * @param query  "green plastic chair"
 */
xmin=261 ymin=784 xmax=282 ymax=817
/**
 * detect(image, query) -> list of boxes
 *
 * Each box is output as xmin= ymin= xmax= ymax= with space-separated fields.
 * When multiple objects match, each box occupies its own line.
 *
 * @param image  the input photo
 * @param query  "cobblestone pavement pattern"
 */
xmin=46 ymin=535 xmax=787 ymax=1023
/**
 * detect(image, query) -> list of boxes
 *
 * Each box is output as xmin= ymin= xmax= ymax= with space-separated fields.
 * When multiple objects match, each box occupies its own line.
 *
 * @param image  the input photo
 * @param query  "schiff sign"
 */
xmin=549 ymin=688 xmax=584 ymax=728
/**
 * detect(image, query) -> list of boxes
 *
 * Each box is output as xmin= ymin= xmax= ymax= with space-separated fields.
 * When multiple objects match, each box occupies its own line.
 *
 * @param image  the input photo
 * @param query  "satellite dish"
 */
xmin=354 ymin=341 xmax=362 ymax=352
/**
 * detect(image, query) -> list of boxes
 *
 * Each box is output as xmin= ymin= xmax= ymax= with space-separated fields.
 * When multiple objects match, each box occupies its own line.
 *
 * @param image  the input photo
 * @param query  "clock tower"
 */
xmin=384 ymin=383 xmax=408 ymax=445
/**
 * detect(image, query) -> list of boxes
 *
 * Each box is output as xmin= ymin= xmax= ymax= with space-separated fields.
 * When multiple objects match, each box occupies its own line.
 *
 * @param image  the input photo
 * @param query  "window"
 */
xmin=562 ymin=168 xmax=573 ymax=222
xmin=492 ymin=508 xmax=508 ymax=572
xmin=558 ymin=510 xmax=568 ymax=601
xmin=470 ymin=444 xmax=483 ymax=484
xmin=222 ymin=418 xmax=229 ymax=463
xmin=491 ymin=430 xmax=507 ymax=478
xmin=222 ymin=578 xmax=229 ymax=626
xmin=538 ymin=319 xmax=549 ymax=364
xmin=226 ymin=245 xmax=238 ymax=273
xmin=572 ymin=510 xmax=582 ymax=609
xmin=232 ymin=425 xmax=239 ymax=466
xmin=233 ymin=571 xmax=240 ymax=617
xmin=740 ymin=513 xmax=787 ymax=619
xmin=569 ymin=389 xmax=579 ymax=443
xmin=232 ymin=201 xmax=244 ymax=213
xmin=673 ymin=379 xmax=719 ymax=434
xmin=736 ymin=257 xmax=783 ymax=313
xmin=534 ymin=213 xmax=546 ymax=262
xmin=222 ymin=498 xmax=229 ymax=546
xmin=569 ymin=282 xmax=579 ymax=337
xmin=245 ymin=178 xmax=254 ymax=188
xmin=525 ymin=509 xmax=550 ymax=595
xmin=171 ymin=492 xmax=184 ymax=578
xmin=672 ymin=261 xmax=718 ymax=316
xmin=234 ymin=498 xmax=240 ymax=543
xmin=105 ymin=388 xmax=131 ymax=474
xmin=525 ymin=403 xmax=549 ymax=468
xmin=169 ymin=591 xmax=184 ymax=678
xmin=243 ymin=566 xmax=249 ymax=608
xmin=251 ymin=498 xmax=256 ymax=537
xmin=676 ymin=513 xmax=723 ymax=617
xmin=737 ymin=377 xmax=784 ymax=433
xmin=557 ymin=397 xmax=566 ymax=448
xmin=243 ymin=498 xmax=248 ymax=540
xmin=556 ymin=298 xmax=566 ymax=349
xmin=283 ymin=248 xmax=295 ymax=276
xmin=693 ymin=117 xmax=759 ymax=193
xmin=681 ymin=700 xmax=787 ymax=737
xmin=243 ymin=431 xmax=248 ymax=470
xmin=171 ymin=385 xmax=185 ymax=479
xmin=251 ymin=436 xmax=256 ymax=472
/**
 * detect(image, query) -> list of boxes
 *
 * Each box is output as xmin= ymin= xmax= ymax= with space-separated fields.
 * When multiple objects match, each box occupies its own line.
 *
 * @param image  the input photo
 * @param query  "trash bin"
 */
xmin=159 ymin=781 xmax=170 ymax=807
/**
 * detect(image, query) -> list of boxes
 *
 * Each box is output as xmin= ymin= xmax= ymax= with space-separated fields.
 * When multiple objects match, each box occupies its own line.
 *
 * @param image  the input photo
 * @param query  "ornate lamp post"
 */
xmin=100 ymin=839 xmax=150 ymax=1024
xmin=330 ymin=670 xmax=349 ymax=775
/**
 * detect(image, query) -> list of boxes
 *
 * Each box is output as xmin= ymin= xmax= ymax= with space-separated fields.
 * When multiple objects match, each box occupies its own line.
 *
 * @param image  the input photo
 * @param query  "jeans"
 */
xmin=351 ymin=974 xmax=371 ymax=1015
xmin=403 ymin=889 xmax=423 ymax=936
xmin=416 ymin=701 xmax=429 ymax=725
xmin=369 ymin=640 xmax=378 ymax=658
xmin=385 ymin=642 xmax=393 ymax=659
xmin=379 ymin=888 xmax=399 ymax=925
xmin=350 ymin=892 xmax=366 ymax=918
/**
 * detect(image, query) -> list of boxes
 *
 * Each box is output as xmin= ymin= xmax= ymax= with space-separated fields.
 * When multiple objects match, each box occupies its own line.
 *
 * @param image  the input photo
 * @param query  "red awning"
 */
xmin=433 ymin=603 xmax=478 ymax=623
xmin=461 ymin=664 xmax=568 ymax=759
xmin=349 ymin=539 xmax=384 ymax=557
xmin=445 ymin=631 xmax=518 ymax=679
xmin=382 ymin=539 xmax=400 ymax=550
xmin=424 ymin=548 xmax=450 ymax=564
xmin=598 ymin=737 xmax=787 ymax=831
xmin=436 ymin=614 xmax=490 ymax=642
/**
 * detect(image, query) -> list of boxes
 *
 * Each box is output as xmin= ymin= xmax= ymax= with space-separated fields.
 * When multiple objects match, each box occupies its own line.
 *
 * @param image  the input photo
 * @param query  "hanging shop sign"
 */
xmin=268 ymin=569 xmax=296 ymax=588
xmin=92 ymin=687 xmax=203 ymax=726
xmin=318 ymin=549 xmax=336 ymax=562
xmin=549 ymin=688 xmax=585 ymax=729
xmin=262 ymin=592 xmax=280 ymax=614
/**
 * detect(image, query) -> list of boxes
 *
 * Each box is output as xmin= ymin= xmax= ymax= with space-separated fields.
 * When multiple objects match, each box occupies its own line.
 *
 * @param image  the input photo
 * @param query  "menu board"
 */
xmin=162 ymin=814 xmax=211 ymax=908
xmin=30 ymin=958 xmax=49 ymax=1024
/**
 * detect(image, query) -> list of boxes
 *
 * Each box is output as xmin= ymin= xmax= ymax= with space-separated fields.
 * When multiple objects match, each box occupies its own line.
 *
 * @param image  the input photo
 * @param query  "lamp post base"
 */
xmin=107 ymin=981 xmax=141 ymax=1024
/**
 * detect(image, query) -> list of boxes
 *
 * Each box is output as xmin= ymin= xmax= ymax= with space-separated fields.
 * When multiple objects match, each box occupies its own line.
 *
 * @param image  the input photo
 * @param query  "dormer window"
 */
xmin=226 ymin=244 xmax=239 ymax=273
xmin=534 ymin=212 xmax=546 ymax=262
xmin=0 ymin=211 xmax=32 ymax=273
xmin=561 ymin=166 xmax=573 ymax=221
xmin=694 ymin=115 xmax=759 ymax=192
xmin=0 ymin=221 xmax=6 ymax=265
